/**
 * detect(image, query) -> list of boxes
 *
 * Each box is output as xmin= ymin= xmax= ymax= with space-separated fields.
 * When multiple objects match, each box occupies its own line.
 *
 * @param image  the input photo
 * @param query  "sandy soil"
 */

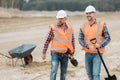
xmin=0 ymin=9 xmax=120 ymax=80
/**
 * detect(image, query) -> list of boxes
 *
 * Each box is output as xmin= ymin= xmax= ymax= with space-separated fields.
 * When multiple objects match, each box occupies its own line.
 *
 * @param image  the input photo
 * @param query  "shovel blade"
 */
xmin=105 ymin=75 xmax=117 ymax=80
xmin=70 ymin=58 xmax=78 ymax=67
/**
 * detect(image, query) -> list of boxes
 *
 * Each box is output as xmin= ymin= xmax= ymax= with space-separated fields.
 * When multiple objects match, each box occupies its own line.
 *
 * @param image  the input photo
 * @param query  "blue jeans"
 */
xmin=50 ymin=52 xmax=68 ymax=80
xmin=85 ymin=52 xmax=102 ymax=80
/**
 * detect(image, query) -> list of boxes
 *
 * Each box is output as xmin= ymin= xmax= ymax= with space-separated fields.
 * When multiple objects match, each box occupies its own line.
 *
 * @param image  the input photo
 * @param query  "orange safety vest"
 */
xmin=81 ymin=21 xmax=105 ymax=53
xmin=50 ymin=24 xmax=74 ymax=54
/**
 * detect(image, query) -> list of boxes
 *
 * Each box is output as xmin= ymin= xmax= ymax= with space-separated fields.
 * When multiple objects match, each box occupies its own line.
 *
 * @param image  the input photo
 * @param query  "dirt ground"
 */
xmin=0 ymin=10 xmax=120 ymax=80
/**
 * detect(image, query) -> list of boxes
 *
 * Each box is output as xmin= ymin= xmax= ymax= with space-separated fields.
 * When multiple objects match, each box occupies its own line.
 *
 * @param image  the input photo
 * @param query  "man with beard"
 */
xmin=42 ymin=10 xmax=75 ymax=80
xmin=78 ymin=5 xmax=111 ymax=80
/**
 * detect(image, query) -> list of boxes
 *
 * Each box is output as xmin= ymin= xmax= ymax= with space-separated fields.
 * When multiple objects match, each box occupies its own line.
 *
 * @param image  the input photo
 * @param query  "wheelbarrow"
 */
xmin=90 ymin=38 xmax=117 ymax=80
xmin=7 ymin=44 xmax=36 ymax=67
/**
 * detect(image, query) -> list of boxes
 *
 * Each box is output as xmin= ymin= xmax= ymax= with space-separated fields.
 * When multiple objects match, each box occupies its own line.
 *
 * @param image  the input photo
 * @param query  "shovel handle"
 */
xmin=90 ymin=38 xmax=97 ymax=44
xmin=96 ymin=48 xmax=111 ymax=77
xmin=90 ymin=38 xmax=111 ymax=77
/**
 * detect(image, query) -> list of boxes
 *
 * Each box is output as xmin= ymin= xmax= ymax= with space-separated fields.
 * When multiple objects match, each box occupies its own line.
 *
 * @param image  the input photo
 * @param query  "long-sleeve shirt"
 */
xmin=43 ymin=27 xmax=75 ymax=54
xmin=78 ymin=21 xmax=111 ymax=49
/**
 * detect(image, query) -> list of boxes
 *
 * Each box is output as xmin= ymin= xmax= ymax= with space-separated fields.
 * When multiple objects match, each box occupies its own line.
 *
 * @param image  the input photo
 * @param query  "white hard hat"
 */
xmin=56 ymin=10 xmax=67 ymax=18
xmin=85 ymin=5 xmax=96 ymax=13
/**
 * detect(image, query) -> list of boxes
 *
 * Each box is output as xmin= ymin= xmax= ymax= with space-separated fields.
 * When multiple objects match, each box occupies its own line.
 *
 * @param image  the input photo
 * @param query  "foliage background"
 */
xmin=0 ymin=0 xmax=120 ymax=11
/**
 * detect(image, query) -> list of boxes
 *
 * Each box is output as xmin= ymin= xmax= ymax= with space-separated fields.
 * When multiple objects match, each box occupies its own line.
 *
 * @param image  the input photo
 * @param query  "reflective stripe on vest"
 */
xmin=51 ymin=24 xmax=72 ymax=51
xmin=53 ymin=24 xmax=72 ymax=42
xmin=82 ymin=21 xmax=105 ymax=53
xmin=51 ymin=46 xmax=68 ymax=51
xmin=84 ymin=22 xmax=104 ymax=41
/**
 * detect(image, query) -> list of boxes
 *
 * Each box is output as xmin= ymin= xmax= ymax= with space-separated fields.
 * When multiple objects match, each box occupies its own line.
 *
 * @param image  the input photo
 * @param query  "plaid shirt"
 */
xmin=78 ymin=21 xmax=111 ymax=48
xmin=43 ymin=26 xmax=75 ymax=54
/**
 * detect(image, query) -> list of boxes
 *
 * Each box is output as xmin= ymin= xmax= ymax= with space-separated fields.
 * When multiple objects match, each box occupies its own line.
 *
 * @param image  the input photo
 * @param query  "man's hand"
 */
xmin=68 ymin=54 xmax=73 ymax=60
xmin=42 ymin=53 xmax=46 ymax=60
xmin=95 ymin=43 xmax=100 ymax=49
xmin=88 ymin=45 xmax=97 ymax=53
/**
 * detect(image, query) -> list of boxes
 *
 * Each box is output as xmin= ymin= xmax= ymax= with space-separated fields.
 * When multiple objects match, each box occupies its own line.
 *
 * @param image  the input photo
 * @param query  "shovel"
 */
xmin=68 ymin=55 xmax=78 ymax=67
xmin=64 ymin=53 xmax=78 ymax=67
xmin=90 ymin=38 xmax=117 ymax=80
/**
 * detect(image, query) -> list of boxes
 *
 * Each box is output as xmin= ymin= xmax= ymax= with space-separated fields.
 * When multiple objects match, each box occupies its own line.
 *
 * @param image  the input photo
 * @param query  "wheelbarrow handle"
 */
xmin=90 ymin=38 xmax=111 ymax=77
xmin=0 ymin=53 xmax=12 ymax=59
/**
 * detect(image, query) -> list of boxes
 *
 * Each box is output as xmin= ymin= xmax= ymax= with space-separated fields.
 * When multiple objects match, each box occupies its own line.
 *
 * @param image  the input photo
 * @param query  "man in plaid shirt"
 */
xmin=78 ymin=5 xmax=111 ymax=80
xmin=42 ymin=10 xmax=75 ymax=80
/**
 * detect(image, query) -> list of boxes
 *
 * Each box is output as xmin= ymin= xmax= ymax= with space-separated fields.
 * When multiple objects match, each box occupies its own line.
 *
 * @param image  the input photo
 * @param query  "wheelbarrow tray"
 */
xmin=9 ymin=44 xmax=36 ymax=58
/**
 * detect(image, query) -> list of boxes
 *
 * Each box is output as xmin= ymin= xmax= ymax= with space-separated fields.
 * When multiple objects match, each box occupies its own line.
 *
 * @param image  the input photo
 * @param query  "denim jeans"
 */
xmin=50 ymin=52 xmax=68 ymax=80
xmin=85 ymin=52 xmax=102 ymax=80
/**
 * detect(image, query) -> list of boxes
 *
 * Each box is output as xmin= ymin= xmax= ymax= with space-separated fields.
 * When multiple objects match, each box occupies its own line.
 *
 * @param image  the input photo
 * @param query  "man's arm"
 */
xmin=42 ymin=28 xmax=54 ymax=60
xmin=100 ymin=25 xmax=111 ymax=48
xmin=78 ymin=28 xmax=89 ymax=48
xmin=42 ymin=28 xmax=54 ymax=54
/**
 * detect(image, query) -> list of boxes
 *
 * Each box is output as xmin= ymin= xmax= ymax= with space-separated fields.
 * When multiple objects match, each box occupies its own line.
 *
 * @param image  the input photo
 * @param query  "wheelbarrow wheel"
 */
xmin=24 ymin=54 xmax=33 ymax=65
